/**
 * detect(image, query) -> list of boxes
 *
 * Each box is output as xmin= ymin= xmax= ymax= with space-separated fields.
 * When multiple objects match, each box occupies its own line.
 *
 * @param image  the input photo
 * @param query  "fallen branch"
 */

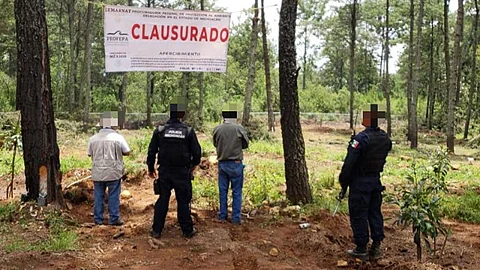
xmin=148 ymin=238 xmax=159 ymax=249
xmin=65 ymin=175 xmax=92 ymax=189
xmin=113 ymin=230 xmax=125 ymax=239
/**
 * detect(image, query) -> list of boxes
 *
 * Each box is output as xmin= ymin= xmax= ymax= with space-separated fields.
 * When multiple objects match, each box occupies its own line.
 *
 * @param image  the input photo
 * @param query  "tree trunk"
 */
xmin=119 ymin=73 xmax=128 ymax=129
xmin=407 ymin=0 xmax=414 ymax=142
xmin=279 ymin=0 xmax=312 ymax=204
xmin=242 ymin=0 xmax=260 ymax=126
xmin=146 ymin=0 xmax=153 ymax=127
xmin=181 ymin=72 xmax=190 ymax=121
xmin=379 ymin=24 xmax=384 ymax=80
xmin=15 ymin=0 xmax=64 ymax=206
xmin=464 ymin=0 xmax=479 ymax=139
xmin=385 ymin=0 xmax=392 ymax=136
xmin=444 ymin=0 xmax=451 ymax=131
xmin=447 ymin=0 xmax=464 ymax=153
xmin=348 ymin=0 xmax=357 ymax=130
xmin=81 ymin=0 xmax=94 ymax=124
xmin=118 ymin=0 xmax=133 ymax=129
xmin=410 ymin=0 xmax=424 ymax=149
xmin=146 ymin=72 xmax=153 ymax=127
xmin=67 ymin=0 xmax=77 ymax=112
xmin=198 ymin=0 xmax=205 ymax=127
xmin=427 ymin=18 xmax=435 ymax=130
xmin=261 ymin=0 xmax=275 ymax=132
xmin=302 ymin=26 xmax=308 ymax=90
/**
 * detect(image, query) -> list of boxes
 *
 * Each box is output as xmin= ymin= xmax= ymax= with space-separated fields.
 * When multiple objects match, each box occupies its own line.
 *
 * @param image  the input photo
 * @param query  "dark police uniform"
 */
xmin=147 ymin=118 xmax=201 ymax=237
xmin=339 ymin=127 xmax=392 ymax=251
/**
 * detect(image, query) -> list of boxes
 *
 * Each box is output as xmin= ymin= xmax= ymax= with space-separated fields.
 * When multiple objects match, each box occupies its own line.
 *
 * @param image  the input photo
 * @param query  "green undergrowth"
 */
xmin=0 ymin=150 xmax=24 ymax=177
xmin=442 ymin=190 xmax=480 ymax=223
xmin=0 ymin=204 xmax=78 ymax=253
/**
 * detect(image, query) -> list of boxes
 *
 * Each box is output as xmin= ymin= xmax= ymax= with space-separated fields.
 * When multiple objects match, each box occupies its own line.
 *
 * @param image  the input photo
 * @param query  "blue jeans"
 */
xmin=94 ymin=180 xmax=121 ymax=224
xmin=218 ymin=161 xmax=244 ymax=223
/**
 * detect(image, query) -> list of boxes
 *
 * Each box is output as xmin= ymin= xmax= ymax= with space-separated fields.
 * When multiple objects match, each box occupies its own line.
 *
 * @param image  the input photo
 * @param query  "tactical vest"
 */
xmin=157 ymin=124 xmax=192 ymax=167
xmin=354 ymin=129 xmax=391 ymax=177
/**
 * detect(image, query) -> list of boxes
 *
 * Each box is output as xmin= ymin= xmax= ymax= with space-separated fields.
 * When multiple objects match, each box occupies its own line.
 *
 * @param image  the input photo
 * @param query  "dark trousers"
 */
xmin=152 ymin=169 xmax=193 ymax=235
xmin=348 ymin=179 xmax=385 ymax=247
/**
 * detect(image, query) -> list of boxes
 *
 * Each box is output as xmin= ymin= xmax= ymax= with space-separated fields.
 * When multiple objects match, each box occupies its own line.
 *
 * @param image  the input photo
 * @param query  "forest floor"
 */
xmin=1 ymin=121 xmax=480 ymax=270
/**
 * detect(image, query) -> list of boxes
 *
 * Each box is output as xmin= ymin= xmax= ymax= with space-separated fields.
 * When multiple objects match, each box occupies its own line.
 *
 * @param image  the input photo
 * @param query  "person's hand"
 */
xmin=148 ymin=171 xmax=157 ymax=179
xmin=337 ymin=186 xmax=347 ymax=200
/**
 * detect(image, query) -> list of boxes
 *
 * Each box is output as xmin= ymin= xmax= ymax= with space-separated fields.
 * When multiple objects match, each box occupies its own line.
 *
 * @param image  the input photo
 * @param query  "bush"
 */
xmin=392 ymin=148 xmax=451 ymax=260
xmin=244 ymin=118 xmax=271 ymax=141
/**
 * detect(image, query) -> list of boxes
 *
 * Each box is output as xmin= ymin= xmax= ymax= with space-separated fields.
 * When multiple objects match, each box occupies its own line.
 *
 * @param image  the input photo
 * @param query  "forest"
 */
xmin=1 ymin=0 xmax=480 ymax=269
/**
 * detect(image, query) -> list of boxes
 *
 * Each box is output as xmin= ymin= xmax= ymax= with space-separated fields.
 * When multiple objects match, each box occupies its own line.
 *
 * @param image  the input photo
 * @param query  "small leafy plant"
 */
xmin=393 ymin=148 xmax=451 ymax=260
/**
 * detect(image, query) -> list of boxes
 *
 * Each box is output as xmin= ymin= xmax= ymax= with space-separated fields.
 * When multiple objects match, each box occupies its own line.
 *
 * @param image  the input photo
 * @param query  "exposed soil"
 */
xmin=1 ymin=123 xmax=480 ymax=269
xmin=2 ymin=170 xmax=480 ymax=270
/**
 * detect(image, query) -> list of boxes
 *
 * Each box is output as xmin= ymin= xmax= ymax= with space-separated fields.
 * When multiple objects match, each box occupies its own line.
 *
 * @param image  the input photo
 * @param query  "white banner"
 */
xmin=104 ymin=5 xmax=231 ymax=73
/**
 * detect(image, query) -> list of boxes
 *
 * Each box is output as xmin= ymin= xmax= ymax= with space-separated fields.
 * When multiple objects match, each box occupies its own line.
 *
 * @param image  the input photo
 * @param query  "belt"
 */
xmin=219 ymin=159 xmax=242 ymax=163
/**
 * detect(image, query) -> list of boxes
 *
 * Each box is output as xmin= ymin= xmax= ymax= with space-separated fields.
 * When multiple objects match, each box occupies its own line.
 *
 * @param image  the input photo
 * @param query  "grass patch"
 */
xmin=0 ymin=209 xmax=78 ymax=253
xmin=61 ymin=155 xmax=91 ymax=173
xmin=199 ymin=139 xmax=216 ymax=156
xmin=5 ymin=239 xmax=29 ymax=253
xmin=246 ymin=140 xmax=283 ymax=156
xmin=192 ymin=177 xmax=218 ymax=210
xmin=37 ymin=231 xmax=78 ymax=252
xmin=0 ymin=202 xmax=17 ymax=222
xmin=244 ymin=159 xmax=285 ymax=204
xmin=442 ymin=190 xmax=480 ymax=223
xmin=304 ymin=193 xmax=348 ymax=215
xmin=0 ymin=150 xmax=24 ymax=177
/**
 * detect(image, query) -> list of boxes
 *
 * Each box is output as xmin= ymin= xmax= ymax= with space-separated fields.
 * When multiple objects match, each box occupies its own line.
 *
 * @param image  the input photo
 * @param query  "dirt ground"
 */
xmin=1 ymin=123 xmax=480 ymax=270
xmin=1 ymin=172 xmax=480 ymax=270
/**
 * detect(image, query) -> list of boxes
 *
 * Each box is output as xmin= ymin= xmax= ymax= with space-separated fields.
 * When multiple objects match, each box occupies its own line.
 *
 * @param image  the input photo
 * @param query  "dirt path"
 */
xmin=2 ymin=177 xmax=480 ymax=270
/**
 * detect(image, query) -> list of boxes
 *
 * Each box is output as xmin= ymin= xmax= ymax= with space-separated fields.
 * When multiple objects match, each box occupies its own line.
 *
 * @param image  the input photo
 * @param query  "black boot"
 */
xmin=346 ymin=245 xmax=368 ymax=260
xmin=369 ymin=241 xmax=382 ymax=260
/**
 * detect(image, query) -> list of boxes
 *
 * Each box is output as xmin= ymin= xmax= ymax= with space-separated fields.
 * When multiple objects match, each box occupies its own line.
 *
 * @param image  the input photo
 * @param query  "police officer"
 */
xmin=147 ymin=97 xmax=202 ymax=239
xmin=338 ymin=104 xmax=392 ymax=260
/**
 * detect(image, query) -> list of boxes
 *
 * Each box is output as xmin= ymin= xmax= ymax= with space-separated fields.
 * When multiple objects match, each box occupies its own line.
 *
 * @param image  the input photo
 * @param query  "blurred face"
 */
xmin=362 ymin=112 xmax=371 ymax=127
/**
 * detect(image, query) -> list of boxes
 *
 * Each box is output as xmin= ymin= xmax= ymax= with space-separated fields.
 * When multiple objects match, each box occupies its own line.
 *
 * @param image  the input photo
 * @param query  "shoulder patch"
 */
xmin=350 ymin=139 xmax=360 ymax=149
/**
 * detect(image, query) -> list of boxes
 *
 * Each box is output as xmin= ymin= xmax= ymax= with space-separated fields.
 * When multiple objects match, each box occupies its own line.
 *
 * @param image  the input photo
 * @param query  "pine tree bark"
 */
xmin=410 ymin=0 xmax=424 ymax=149
xmin=261 ymin=0 xmax=275 ymax=132
xmin=242 ymin=0 xmax=260 ymax=126
xmin=67 ymin=0 xmax=77 ymax=112
xmin=444 ymin=0 xmax=451 ymax=132
xmin=118 ymin=0 xmax=133 ymax=129
xmin=348 ymin=0 xmax=357 ymax=130
xmin=146 ymin=72 xmax=153 ymax=127
xmin=426 ymin=18 xmax=435 ymax=130
xmin=81 ymin=0 xmax=94 ymax=124
xmin=198 ymin=0 xmax=205 ymax=127
xmin=181 ymin=72 xmax=190 ymax=121
xmin=385 ymin=0 xmax=392 ymax=136
xmin=146 ymin=0 xmax=153 ymax=127
xmin=447 ymin=0 xmax=464 ymax=152
xmin=464 ymin=0 xmax=479 ymax=139
xmin=119 ymin=73 xmax=128 ymax=128
xmin=302 ymin=25 xmax=308 ymax=90
xmin=407 ymin=0 xmax=414 ymax=142
xmin=279 ymin=0 xmax=312 ymax=204
xmin=15 ymin=0 xmax=64 ymax=206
